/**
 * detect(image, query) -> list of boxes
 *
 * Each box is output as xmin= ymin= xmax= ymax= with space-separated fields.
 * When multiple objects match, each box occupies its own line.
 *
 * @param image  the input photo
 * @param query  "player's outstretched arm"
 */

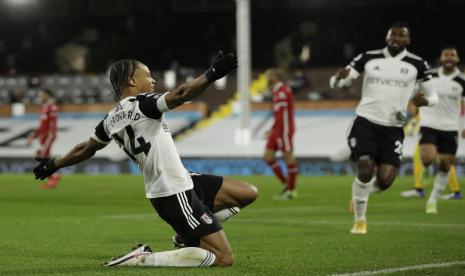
xmin=33 ymin=138 xmax=106 ymax=180
xmin=165 ymin=51 xmax=237 ymax=110
xmin=329 ymin=67 xmax=358 ymax=89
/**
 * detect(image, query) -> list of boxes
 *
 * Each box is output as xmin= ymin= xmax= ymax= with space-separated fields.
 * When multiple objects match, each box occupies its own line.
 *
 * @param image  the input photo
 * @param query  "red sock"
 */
xmin=287 ymin=163 xmax=298 ymax=191
xmin=267 ymin=160 xmax=287 ymax=184
xmin=47 ymin=173 xmax=60 ymax=186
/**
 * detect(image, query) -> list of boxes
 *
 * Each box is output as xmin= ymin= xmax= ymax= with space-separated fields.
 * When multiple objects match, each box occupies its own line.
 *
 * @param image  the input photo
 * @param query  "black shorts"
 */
xmin=348 ymin=116 xmax=405 ymax=167
xmin=150 ymin=173 xmax=223 ymax=247
xmin=419 ymin=127 xmax=458 ymax=155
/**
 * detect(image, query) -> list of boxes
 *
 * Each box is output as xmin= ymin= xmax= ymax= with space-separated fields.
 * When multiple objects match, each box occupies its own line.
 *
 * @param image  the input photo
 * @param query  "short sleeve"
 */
xmin=453 ymin=75 xmax=465 ymax=96
xmin=91 ymin=119 xmax=111 ymax=145
xmin=416 ymin=60 xmax=432 ymax=82
xmin=137 ymin=93 xmax=167 ymax=119
xmin=349 ymin=53 xmax=368 ymax=74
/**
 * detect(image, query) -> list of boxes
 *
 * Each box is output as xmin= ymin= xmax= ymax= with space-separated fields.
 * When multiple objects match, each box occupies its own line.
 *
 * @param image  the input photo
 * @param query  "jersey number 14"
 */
xmin=112 ymin=125 xmax=151 ymax=161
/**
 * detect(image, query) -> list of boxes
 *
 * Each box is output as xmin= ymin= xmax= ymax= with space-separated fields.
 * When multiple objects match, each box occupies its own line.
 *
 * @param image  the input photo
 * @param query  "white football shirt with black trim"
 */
xmin=420 ymin=67 xmax=465 ymax=131
xmin=348 ymin=47 xmax=432 ymax=127
xmin=91 ymin=92 xmax=193 ymax=199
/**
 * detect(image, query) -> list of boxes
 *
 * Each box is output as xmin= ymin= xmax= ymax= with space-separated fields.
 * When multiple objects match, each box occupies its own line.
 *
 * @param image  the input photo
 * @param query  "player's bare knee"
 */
xmin=357 ymin=160 xmax=374 ymax=182
xmin=358 ymin=167 xmax=374 ymax=183
xmin=438 ymin=160 xmax=452 ymax=173
xmin=421 ymin=158 xmax=434 ymax=167
xmin=377 ymin=175 xmax=394 ymax=190
xmin=215 ymin=252 xmax=234 ymax=267
xmin=263 ymin=155 xmax=274 ymax=163
xmin=243 ymin=183 xmax=259 ymax=206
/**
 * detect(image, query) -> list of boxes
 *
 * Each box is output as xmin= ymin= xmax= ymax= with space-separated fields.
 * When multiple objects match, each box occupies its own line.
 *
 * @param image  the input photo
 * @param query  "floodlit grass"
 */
xmin=1 ymin=174 xmax=464 ymax=275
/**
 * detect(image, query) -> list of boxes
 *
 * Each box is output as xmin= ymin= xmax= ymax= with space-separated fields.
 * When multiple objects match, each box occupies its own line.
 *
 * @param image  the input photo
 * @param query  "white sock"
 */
xmin=367 ymin=177 xmax=381 ymax=193
xmin=214 ymin=207 xmax=240 ymax=224
xmin=352 ymin=178 xmax=371 ymax=222
xmin=132 ymin=247 xmax=216 ymax=267
xmin=427 ymin=171 xmax=450 ymax=204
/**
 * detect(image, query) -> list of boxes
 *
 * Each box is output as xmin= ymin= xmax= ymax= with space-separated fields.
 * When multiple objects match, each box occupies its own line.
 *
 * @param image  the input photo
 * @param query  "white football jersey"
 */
xmin=349 ymin=48 xmax=432 ymax=127
xmin=420 ymin=67 xmax=465 ymax=131
xmin=91 ymin=92 xmax=193 ymax=198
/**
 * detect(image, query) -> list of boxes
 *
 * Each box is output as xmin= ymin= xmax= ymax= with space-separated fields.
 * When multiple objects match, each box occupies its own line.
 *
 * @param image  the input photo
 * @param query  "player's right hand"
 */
xmin=412 ymin=92 xmax=429 ymax=107
xmin=264 ymin=130 xmax=270 ymax=140
xmin=26 ymin=133 xmax=35 ymax=145
xmin=205 ymin=51 xmax=238 ymax=82
xmin=335 ymin=67 xmax=350 ymax=80
xmin=33 ymin=157 xmax=58 ymax=180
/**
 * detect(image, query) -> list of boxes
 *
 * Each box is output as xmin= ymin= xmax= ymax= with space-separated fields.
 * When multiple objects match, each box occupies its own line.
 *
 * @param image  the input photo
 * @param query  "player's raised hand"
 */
xmin=205 ymin=51 xmax=238 ymax=82
xmin=335 ymin=67 xmax=350 ymax=80
xmin=33 ymin=157 xmax=58 ymax=180
xmin=412 ymin=92 xmax=428 ymax=107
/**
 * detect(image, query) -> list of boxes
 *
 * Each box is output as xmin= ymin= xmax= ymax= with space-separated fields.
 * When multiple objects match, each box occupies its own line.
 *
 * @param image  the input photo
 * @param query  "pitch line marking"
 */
xmin=234 ymin=218 xmax=465 ymax=228
xmin=99 ymin=214 xmax=465 ymax=228
xmin=329 ymin=260 xmax=465 ymax=276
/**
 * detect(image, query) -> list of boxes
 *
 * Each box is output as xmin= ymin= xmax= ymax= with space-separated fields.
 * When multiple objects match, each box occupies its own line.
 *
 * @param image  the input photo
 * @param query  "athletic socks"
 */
xmin=352 ymin=178 xmax=371 ymax=222
xmin=214 ymin=207 xmax=240 ymax=224
xmin=413 ymin=144 xmax=424 ymax=190
xmin=448 ymin=165 xmax=460 ymax=193
xmin=368 ymin=177 xmax=381 ymax=193
xmin=266 ymin=160 xmax=287 ymax=184
xmin=428 ymin=171 xmax=450 ymax=204
xmin=287 ymin=163 xmax=298 ymax=191
xmin=131 ymin=247 xmax=216 ymax=267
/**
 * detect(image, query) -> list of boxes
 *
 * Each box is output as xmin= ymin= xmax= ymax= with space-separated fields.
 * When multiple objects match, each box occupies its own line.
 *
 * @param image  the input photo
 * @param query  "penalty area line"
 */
xmin=329 ymin=260 xmax=465 ymax=276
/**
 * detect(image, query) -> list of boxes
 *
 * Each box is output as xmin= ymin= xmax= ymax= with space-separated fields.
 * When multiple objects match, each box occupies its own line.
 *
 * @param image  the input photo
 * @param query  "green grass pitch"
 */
xmin=1 ymin=174 xmax=465 ymax=275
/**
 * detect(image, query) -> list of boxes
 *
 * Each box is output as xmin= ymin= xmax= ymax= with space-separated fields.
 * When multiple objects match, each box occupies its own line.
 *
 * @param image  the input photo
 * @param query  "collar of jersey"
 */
xmin=382 ymin=47 xmax=407 ymax=60
xmin=438 ymin=66 xmax=459 ymax=79
xmin=273 ymin=81 xmax=284 ymax=91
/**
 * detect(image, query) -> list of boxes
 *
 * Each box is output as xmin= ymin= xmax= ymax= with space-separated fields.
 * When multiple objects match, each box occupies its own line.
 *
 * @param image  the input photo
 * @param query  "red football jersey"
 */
xmin=271 ymin=82 xmax=295 ymax=136
xmin=34 ymin=101 xmax=58 ymax=144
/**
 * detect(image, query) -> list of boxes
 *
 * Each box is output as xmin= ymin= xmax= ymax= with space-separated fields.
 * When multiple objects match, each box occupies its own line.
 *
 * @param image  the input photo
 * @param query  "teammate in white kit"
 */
xmin=329 ymin=23 xmax=438 ymax=234
xmin=33 ymin=51 xmax=259 ymax=268
xmin=417 ymin=47 xmax=465 ymax=214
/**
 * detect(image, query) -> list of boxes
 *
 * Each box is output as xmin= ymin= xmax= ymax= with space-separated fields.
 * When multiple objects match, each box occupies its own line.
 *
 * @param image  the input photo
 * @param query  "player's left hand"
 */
xmin=205 ymin=51 xmax=238 ymax=82
xmin=461 ymin=129 xmax=465 ymax=139
xmin=33 ymin=157 xmax=58 ymax=180
xmin=412 ymin=92 xmax=428 ymax=107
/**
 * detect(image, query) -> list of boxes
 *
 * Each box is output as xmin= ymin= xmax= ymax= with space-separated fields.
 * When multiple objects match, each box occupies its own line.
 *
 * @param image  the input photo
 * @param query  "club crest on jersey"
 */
xmin=373 ymin=66 xmax=380 ymax=71
xmin=162 ymin=123 xmax=170 ymax=133
xmin=400 ymin=68 xmax=409 ymax=74
xmin=201 ymin=213 xmax=213 ymax=224
xmin=350 ymin=137 xmax=357 ymax=148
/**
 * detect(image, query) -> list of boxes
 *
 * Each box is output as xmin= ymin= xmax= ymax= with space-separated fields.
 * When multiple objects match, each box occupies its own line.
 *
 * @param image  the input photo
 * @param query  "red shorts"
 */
xmin=266 ymin=132 xmax=294 ymax=153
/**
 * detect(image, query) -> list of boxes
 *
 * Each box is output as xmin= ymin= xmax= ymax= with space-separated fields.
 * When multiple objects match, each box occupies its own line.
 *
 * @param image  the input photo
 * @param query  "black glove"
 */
xmin=205 ymin=50 xmax=238 ymax=82
xmin=33 ymin=157 xmax=58 ymax=180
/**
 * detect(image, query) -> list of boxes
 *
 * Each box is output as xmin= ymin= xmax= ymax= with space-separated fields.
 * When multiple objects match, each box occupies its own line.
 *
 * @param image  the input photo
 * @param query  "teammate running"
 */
xmin=262 ymin=68 xmax=298 ymax=200
xmin=413 ymin=47 xmax=465 ymax=213
xmin=401 ymin=98 xmax=463 ymax=200
xmin=27 ymin=89 xmax=60 ymax=189
xmin=33 ymin=51 xmax=259 ymax=267
xmin=329 ymin=23 xmax=438 ymax=234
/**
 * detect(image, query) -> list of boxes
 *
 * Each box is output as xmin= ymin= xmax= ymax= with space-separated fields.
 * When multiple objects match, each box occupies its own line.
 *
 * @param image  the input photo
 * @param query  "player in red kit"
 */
xmin=262 ymin=69 xmax=298 ymax=200
xmin=27 ymin=89 xmax=60 ymax=189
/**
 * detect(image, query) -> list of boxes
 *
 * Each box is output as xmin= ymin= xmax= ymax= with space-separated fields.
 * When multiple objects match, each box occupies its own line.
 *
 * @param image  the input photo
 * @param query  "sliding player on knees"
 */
xmin=33 ymin=51 xmax=258 ymax=267
xmin=329 ymin=23 xmax=438 ymax=234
